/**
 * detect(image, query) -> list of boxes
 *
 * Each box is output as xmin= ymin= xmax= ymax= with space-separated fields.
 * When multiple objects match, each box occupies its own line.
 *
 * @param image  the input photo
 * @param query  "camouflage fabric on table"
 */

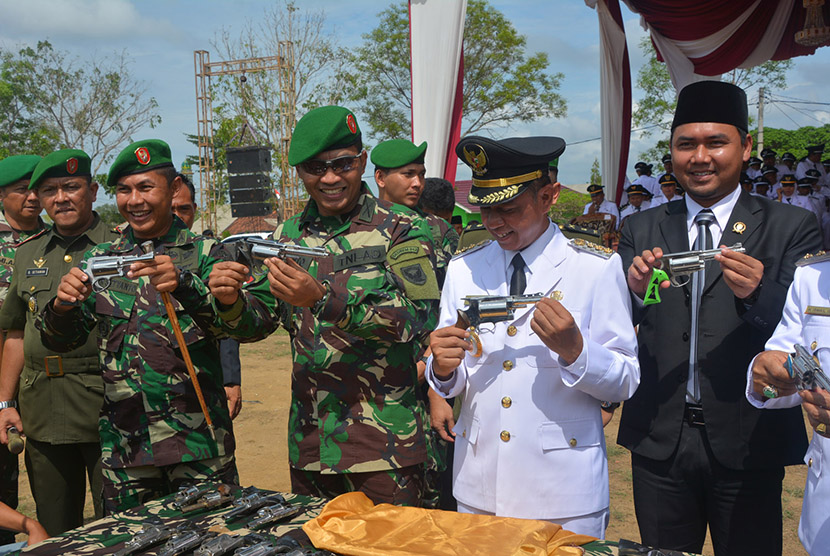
xmin=272 ymin=185 xmax=440 ymax=475
xmin=36 ymin=218 xmax=279 ymax=474
xmin=19 ymin=485 xmax=331 ymax=556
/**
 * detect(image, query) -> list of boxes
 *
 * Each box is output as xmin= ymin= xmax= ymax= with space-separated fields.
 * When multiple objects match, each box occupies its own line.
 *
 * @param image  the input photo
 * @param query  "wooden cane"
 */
xmin=140 ymin=242 xmax=215 ymax=440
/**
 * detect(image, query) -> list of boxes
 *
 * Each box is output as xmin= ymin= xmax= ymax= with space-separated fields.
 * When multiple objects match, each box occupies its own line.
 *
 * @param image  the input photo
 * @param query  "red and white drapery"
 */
xmin=409 ymin=0 xmax=466 ymax=183
xmin=589 ymin=0 xmax=829 ymax=203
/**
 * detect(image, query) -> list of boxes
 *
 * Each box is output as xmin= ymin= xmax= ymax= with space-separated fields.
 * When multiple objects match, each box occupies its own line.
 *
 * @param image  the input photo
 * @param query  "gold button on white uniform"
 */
xmin=500 ymin=430 xmax=511 ymax=442
xmin=808 ymin=457 xmax=813 ymax=468
xmin=811 ymin=340 xmax=818 ymax=351
xmin=503 ymin=360 xmax=514 ymax=371
xmin=569 ymin=438 xmax=577 ymax=447
xmin=501 ymin=396 xmax=512 ymax=408
xmin=507 ymin=325 xmax=517 ymax=337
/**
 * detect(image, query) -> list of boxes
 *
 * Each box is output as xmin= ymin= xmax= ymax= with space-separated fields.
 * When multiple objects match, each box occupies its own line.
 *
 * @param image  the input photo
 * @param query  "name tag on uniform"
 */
xmin=333 ymin=247 xmax=385 ymax=272
xmin=26 ymin=268 xmax=48 ymax=277
xmin=0 ymin=256 xmax=14 ymax=266
xmin=805 ymin=305 xmax=830 ymax=316
xmin=107 ymin=278 xmax=138 ymax=296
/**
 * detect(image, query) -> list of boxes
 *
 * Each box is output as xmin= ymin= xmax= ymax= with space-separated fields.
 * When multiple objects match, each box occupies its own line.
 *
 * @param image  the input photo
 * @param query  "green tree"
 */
xmin=338 ymin=0 xmax=567 ymax=141
xmin=750 ymin=124 xmax=830 ymax=160
xmin=549 ymin=189 xmax=589 ymax=224
xmin=0 ymin=41 xmax=161 ymax=184
xmin=589 ymin=158 xmax=602 ymax=185
xmin=95 ymin=203 xmax=124 ymax=228
xmin=633 ymin=36 xmax=792 ymax=161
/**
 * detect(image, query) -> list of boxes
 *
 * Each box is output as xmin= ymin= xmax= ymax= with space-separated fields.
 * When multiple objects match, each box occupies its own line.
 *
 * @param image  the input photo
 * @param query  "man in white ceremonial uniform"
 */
xmin=776 ymin=152 xmax=797 ymax=177
xmin=747 ymin=156 xmax=763 ymax=179
xmin=633 ymin=161 xmax=660 ymax=198
xmin=798 ymin=146 xmax=828 ymax=188
xmin=582 ymin=184 xmax=620 ymax=230
xmin=747 ymin=254 xmax=830 ymax=556
xmin=619 ymin=183 xmax=651 ymax=226
xmin=656 ymin=153 xmax=673 ymax=182
xmin=779 ymin=174 xmax=814 ymax=213
xmin=650 ymin=173 xmax=682 ymax=207
xmin=426 ymin=135 xmax=640 ymax=538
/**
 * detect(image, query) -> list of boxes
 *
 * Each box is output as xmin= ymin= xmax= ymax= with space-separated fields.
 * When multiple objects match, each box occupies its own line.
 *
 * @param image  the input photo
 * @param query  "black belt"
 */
xmin=684 ymin=403 xmax=705 ymax=427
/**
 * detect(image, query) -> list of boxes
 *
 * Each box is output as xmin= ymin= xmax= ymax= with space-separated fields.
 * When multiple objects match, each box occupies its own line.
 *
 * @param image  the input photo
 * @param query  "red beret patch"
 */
xmin=66 ymin=158 xmax=78 ymax=174
xmin=346 ymin=114 xmax=357 ymax=134
xmin=135 ymin=147 xmax=151 ymax=165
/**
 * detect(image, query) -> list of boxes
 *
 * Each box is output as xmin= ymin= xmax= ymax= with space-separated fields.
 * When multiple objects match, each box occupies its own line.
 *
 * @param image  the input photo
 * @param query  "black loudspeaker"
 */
xmin=226 ymin=146 xmax=272 ymax=174
xmin=226 ymin=146 xmax=273 ymax=217
xmin=229 ymin=174 xmax=270 ymax=190
xmin=231 ymin=197 xmax=274 ymax=217
xmin=229 ymin=187 xmax=271 ymax=203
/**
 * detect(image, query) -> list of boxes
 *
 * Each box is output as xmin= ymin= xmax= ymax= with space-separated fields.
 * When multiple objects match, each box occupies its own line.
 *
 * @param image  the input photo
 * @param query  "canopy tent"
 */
xmin=588 ymin=0 xmax=830 ymax=203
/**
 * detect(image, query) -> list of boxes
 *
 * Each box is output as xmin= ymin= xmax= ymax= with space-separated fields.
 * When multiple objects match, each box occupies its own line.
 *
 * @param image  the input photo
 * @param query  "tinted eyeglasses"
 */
xmin=301 ymin=153 xmax=363 ymax=176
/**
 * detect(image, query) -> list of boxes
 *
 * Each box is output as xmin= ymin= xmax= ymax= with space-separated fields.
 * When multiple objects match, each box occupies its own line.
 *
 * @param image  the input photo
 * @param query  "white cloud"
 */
xmin=3 ymin=0 xmax=177 ymax=42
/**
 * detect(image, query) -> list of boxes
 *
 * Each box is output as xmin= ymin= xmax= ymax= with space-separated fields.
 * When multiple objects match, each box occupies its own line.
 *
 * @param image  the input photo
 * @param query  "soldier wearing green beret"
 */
xmin=0 ymin=154 xmax=48 ymax=543
xmin=37 ymin=139 xmax=279 ymax=513
xmin=0 ymin=149 xmax=109 ymax=535
xmin=371 ymin=139 xmax=458 ymax=285
xmin=267 ymin=106 xmax=440 ymax=505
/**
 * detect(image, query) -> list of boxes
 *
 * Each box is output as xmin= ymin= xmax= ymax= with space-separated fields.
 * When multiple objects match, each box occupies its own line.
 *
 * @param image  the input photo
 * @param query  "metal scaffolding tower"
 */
xmin=193 ymin=48 xmax=297 ymax=232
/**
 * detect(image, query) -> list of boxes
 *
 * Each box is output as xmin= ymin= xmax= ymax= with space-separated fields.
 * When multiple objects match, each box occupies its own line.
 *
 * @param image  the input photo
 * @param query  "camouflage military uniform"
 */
xmin=0 ymin=211 xmax=47 ymax=543
xmin=416 ymin=210 xmax=458 ymax=287
xmin=36 ymin=218 xmax=278 ymax=513
xmin=405 ymin=209 xmax=458 ymax=509
xmin=0 ymin=214 xmax=109 ymax=536
xmin=272 ymin=185 xmax=440 ymax=505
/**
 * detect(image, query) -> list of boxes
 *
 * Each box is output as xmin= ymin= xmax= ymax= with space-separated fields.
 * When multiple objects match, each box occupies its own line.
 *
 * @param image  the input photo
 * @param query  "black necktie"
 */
xmin=510 ymin=253 xmax=526 ymax=296
xmin=688 ymin=209 xmax=715 ymax=403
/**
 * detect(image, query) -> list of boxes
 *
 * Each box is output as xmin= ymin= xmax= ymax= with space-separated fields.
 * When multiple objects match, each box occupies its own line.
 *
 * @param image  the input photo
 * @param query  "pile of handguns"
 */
xmin=114 ymin=485 xmax=334 ymax=556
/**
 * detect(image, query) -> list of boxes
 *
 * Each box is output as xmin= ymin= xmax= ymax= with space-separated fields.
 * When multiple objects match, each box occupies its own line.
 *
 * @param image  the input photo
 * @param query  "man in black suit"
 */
xmin=617 ymin=81 xmax=821 ymax=556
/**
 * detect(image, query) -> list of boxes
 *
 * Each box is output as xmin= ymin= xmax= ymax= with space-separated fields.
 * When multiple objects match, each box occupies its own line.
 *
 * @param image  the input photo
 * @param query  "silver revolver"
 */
xmin=790 ymin=344 xmax=830 ymax=392
xmin=455 ymin=293 xmax=545 ymax=357
xmin=240 ymin=238 xmax=327 ymax=265
xmin=658 ymin=243 xmax=745 ymax=287
xmin=82 ymin=251 xmax=155 ymax=292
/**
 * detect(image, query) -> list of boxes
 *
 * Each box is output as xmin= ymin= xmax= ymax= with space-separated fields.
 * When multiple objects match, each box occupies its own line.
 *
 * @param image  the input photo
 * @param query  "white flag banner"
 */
xmin=410 ymin=0 xmax=466 ymax=180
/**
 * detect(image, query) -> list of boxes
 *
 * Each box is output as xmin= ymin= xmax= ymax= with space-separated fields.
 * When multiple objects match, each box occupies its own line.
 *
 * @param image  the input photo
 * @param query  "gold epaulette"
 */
xmin=453 ymin=239 xmax=492 ymax=258
xmin=568 ymin=238 xmax=614 ymax=259
xmin=796 ymin=250 xmax=830 ymax=267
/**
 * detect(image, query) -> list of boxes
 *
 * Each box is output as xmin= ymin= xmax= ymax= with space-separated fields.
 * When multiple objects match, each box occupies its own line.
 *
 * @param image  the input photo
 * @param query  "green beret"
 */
xmin=0 ymin=155 xmax=42 ymax=188
xmin=288 ymin=106 xmax=361 ymax=166
xmin=370 ymin=139 xmax=427 ymax=169
xmin=29 ymin=149 xmax=91 ymax=190
xmin=107 ymin=139 xmax=174 ymax=187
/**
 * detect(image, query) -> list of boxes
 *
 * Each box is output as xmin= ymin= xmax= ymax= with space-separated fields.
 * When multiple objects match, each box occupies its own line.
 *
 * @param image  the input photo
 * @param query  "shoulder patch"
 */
xmin=387 ymin=238 xmax=440 ymax=301
xmin=568 ymin=238 xmax=614 ymax=259
xmin=797 ymin=250 xmax=830 ymax=267
xmin=453 ymin=239 xmax=492 ymax=258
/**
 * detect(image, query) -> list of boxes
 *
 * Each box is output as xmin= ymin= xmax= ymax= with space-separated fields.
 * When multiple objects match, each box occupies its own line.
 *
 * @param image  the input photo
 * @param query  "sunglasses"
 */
xmin=301 ymin=153 xmax=363 ymax=176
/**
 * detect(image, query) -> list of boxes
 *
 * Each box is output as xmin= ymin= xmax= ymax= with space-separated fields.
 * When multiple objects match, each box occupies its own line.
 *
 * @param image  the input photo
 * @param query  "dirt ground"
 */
xmin=15 ymin=329 xmax=810 ymax=555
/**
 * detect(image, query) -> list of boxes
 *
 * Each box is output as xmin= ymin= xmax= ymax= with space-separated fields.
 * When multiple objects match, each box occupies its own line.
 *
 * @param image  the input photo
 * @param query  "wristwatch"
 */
xmin=0 ymin=401 xmax=17 ymax=410
xmin=600 ymin=400 xmax=620 ymax=412
xmin=177 ymin=267 xmax=193 ymax=290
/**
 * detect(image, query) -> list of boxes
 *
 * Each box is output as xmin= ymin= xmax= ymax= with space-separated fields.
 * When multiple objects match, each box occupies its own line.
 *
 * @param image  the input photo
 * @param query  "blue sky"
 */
xmin=3 ymin=0 xmax=830 ymax=202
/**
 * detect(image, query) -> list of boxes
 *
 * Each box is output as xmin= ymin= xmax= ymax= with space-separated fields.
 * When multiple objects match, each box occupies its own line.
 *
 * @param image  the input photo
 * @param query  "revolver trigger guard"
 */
xmin=467 ymin=328 xmax=483 ymax=358
xmin=670 ymin=274 xmax=689 ymax=288
xmin=92 ymin=278 xmax=110 ymax=293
